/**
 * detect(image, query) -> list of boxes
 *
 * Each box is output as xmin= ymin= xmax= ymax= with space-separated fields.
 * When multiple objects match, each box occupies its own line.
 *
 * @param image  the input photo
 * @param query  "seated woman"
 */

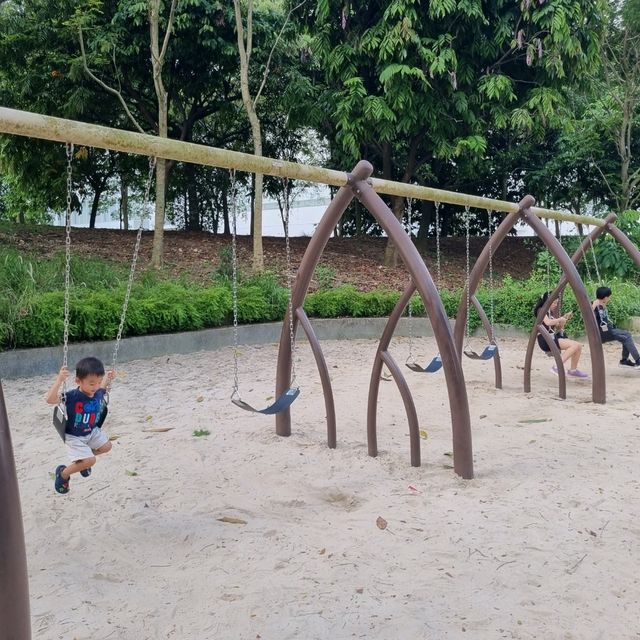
xmin=533 ymin=292 xmax=589 ymax=378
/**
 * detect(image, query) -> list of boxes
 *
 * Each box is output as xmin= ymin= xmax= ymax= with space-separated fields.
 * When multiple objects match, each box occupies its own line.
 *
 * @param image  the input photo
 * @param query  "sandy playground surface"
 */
xmin=4 ymin=335 xmax=640 ymax=639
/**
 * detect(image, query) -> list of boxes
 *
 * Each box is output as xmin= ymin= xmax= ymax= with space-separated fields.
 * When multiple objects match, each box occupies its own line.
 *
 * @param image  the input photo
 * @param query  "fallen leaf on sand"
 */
xmin=419 ymin=429 xmax=428 ymax=439
xmin=108 ymin=435 xmax=120 ymax=441
xmin=125 ymin=470 xmax=138 ymax=476
xmin=518 ymin=418 xmax=550 ymax=424
xmin=218 ymin=516 xmax=247 ymax=525
xmin=142 ymin=427 xmax=174 ymax=433
xmin=145 ymin=415 xmax=153 ymax=422
xmin=196 ymin=396 xmax=204 ymax=403
xmin=376 ymin=516 xmax=388 ymax=530
xmin=319 ymin=548 xmax=326 ymax=555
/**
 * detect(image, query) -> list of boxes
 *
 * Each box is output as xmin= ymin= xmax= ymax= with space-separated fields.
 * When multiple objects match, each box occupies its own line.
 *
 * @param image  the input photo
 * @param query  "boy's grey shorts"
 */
xmin=65 ymin=427 xmax=109 ymax=462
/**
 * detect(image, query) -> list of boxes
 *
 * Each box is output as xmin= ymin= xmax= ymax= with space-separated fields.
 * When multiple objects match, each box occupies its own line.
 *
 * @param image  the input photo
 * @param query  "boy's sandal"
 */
xmin=54 ymin=465 xmax=69 ymax=494
xmin=80 ymin=467 xmax=92 ymax=478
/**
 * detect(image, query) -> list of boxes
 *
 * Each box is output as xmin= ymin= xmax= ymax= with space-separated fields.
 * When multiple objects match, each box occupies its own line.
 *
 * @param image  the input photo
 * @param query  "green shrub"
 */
xmin=305 ymin=285 xmax=360 ymax=317
xmin=352 ymin=290 xmax=399 ymax=317
xmin=70 ymin=290 xmax=126 ymax=341
xmin=192 ymin=288 xmax=232 ymax=327
xmin=4 ymin=244 xmax=640 ymax=351
xmin=314 ymin=264 xmax=337 ymax=289
xmin=236 ymin=285 xmax=270 ymax=323
xmin=14 ymin=292 xmax=66 ymax=348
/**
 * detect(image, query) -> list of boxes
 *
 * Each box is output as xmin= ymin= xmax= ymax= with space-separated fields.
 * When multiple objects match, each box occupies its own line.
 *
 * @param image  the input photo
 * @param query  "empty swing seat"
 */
xmin=231 ymin=387 xmax=300 ymax=415
xmin=464 ymin=343 xmax=498 ymax=360
xmin=406 ymin=355 xmax=443 ymax=373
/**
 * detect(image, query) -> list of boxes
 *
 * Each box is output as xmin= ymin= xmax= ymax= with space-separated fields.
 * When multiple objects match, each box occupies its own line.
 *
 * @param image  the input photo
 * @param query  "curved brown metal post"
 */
xmin=0 ymin=380 xmax=31 ymax=640
xmin=295 ymin=308 xmax=336 ymax=448
xmin=471 ymin=296 xmax=502 ymax=389
xmin=275 ymin=170 xmax=360 ymax=438
xmin=453 ymin=198 xmax=532 ymax=354
xmin=524 ymin=326 xmax=567 ymax=399
xmin=367 ymin=283 xmax=415 ymax=461
xmin=354 ymin=170 xmax=473 ymax=479
xmin=523 ymin=216 xmax=615 ymax=396
xmin=521 ymin=208 xmax=606 ymax=403
xmin=379 ymin=351 xmax=421 ymax=467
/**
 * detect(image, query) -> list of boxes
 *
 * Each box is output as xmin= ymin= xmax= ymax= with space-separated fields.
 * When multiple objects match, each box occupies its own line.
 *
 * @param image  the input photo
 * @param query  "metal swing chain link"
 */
xmin=464 ymin=205 xmax=471 ymax=341
xmin=110 ymin=156 xmax=156 ymax=376
xmin=283 ymin=177 xmax=297 ymax=384
xmin=61 ymin=142 xmax=74 ymax=402
xmin=435 ymin=201 xmax=441 ymax=287
xmin=406 ymin=196 xmax=414 ymax=361
xmin=488 ymin=210 xmax=495 ymax=331
xmin=230 ymin=169 xmax=240 ymax=397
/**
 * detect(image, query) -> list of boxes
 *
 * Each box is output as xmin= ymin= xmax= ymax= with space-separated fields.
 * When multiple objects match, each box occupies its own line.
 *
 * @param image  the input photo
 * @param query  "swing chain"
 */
xmin=230 ymin=170 xmax=240 ymax=397
xmin=61 ymin=142 xmax=74 ymax=400
xmin=464 ymin=205 xmax=471 ymax=341
xmin=110 ymin=156 xmax=156 ymax=376
xmin=283 ymin=177 xmax=297 ymax=384
xmin=407 ymin=196 xmax=414 ymax=361
xmin=435 ymin=201 xmax=441 ymax=287
xmin=488 ymin=209 xmax=495 ymax=332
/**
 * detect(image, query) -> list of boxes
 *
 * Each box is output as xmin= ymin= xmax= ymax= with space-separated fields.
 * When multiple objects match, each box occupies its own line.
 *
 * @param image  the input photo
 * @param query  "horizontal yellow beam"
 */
xmin=0 ymin=107 xmax=606 ymax=227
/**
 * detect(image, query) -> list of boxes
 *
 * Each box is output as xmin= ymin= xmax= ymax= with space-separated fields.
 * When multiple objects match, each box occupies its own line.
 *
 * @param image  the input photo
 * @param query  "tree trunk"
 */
xmin=89 ymin=189 xmax=101 ymax=228
xmin=152 ymin=158 xmax=166 ymax=262
xmin=381 ymin=138 xmax=420 ymax=267
xmin=416 ymin=199 xmax=434 ymax=246
xmin=149 ymin=0 xmax=177 ymax=266
xmin=119 ymin=177 xmax=129 ymax=230
xmin=233 ymin=0 xmax=264 ymax=271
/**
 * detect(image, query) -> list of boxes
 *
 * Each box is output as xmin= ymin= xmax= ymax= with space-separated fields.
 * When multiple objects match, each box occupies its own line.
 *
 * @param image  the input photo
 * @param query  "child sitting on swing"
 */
xmin=45 ymin=356 xmax=116 ymax=494
xmin=592 ymin=286 xmax=640 ymax=369
xmin=533 ymin=292 xmax=589 ymax=378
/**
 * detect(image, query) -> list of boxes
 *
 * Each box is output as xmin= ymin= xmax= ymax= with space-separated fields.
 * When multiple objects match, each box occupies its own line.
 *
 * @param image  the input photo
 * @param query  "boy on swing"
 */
xmin=45 ymin=356 xmax=116 ymax=494
xmin=592 ymin=286 xmax=640 ymax=369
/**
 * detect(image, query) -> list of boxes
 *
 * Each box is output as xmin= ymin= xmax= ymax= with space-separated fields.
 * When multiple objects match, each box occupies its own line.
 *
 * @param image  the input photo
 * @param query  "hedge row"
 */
xmin=2 ymin=276 xmax=640 ymax=351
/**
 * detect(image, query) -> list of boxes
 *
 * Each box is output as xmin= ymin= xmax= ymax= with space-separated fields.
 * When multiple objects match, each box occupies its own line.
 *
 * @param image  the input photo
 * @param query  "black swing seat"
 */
xmin=464 ymin=343 xmax=498 ymax=361
xmin=232 ymin=386 xmax=300 ymax=415
xmin=52 ymin=394 xmax=109 ymax=442
xmin=406 ymin=355 xmax=443 ymax=373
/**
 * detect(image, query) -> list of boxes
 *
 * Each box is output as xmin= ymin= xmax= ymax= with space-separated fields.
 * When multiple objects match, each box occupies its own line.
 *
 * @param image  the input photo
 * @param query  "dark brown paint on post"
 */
xmin=0 ymin=380 xmax=31 ymax=640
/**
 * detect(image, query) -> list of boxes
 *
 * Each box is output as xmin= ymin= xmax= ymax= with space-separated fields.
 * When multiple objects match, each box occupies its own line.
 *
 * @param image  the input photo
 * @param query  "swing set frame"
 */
xmin=1 ymin=106 xmax=640 ymax=640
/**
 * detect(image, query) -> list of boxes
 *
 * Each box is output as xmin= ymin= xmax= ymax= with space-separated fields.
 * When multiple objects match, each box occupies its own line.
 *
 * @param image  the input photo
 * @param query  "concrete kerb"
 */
xmin=0 ymin=317 xmax=530 ymax=380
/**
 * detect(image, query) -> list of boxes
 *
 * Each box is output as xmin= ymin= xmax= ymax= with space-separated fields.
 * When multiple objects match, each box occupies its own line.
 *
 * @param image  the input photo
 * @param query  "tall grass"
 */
xmin=0 ymin=248 xmax=128 ymax=348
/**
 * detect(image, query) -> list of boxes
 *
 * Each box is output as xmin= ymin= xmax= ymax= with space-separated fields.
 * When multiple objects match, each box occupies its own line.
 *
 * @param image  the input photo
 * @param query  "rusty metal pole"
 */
xmin=0 ymin=380 xmax=31 ymax=640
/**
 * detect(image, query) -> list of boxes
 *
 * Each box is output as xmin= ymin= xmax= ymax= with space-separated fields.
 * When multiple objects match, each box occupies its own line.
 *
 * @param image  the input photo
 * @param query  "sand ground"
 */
xmin=4 ymin=336 xmax=640 ymax=640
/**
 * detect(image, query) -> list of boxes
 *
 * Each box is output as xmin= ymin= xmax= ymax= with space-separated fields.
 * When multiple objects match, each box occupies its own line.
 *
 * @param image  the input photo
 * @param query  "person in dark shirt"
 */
xmin=533 ymin=292 xmax=588 ymax=378
xmin=45 ymin=356 xmax=116 ymax=494
xmin=592 ymin=286 xmax=640 ymax=370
